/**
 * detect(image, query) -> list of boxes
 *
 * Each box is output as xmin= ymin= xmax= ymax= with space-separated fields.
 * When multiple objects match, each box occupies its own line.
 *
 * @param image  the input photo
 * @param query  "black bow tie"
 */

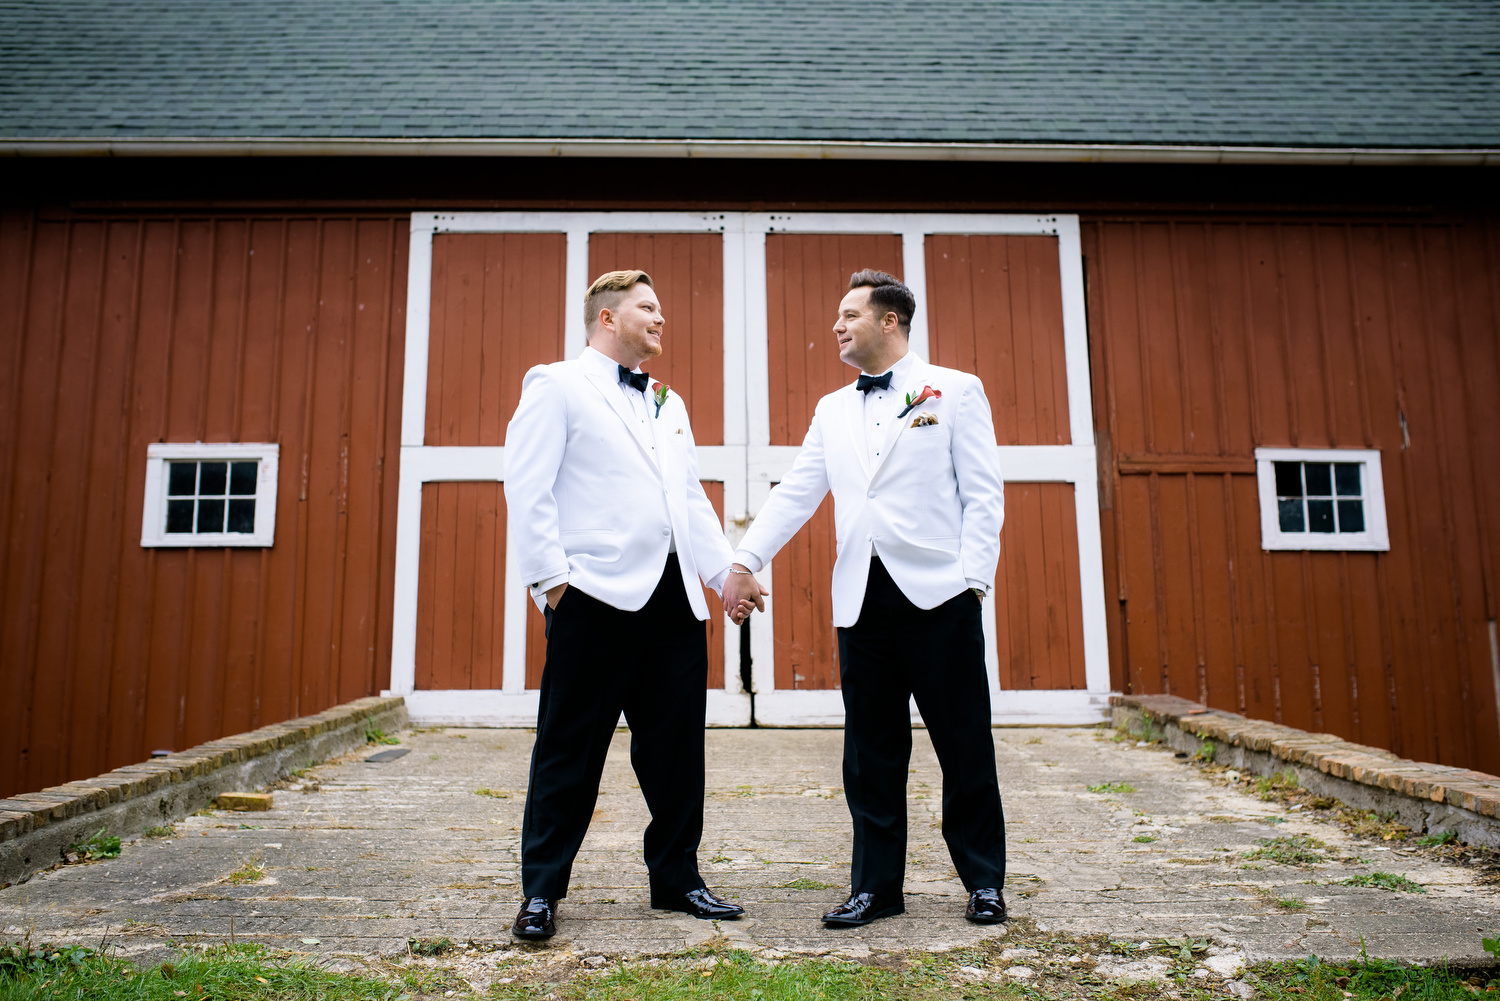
xmin=856 ymin=372 xmax=893 ymax=394
xmin=618 ymin=365 xmax=649 ymax=392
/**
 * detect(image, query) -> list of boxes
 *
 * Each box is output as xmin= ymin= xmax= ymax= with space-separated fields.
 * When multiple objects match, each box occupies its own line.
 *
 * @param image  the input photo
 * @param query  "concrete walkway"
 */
xmin=2 ymin=725 xmax=1496 ymax=965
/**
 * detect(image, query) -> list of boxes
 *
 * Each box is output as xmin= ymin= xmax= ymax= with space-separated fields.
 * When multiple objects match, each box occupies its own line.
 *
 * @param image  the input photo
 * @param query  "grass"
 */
xmin=473 ymin=788 xmax=509 ymax=799
xmin=1338 ymin=871 xmax=1426 ymax=894
xmin=7 ymin=924 xmax=1500 ymax=1001
xmin=1242 ymin=835 xmax=1331 ymax=866
xmin=142 ymin=825 xmax=175 ymax=839
xmin=773 ymin=877 xmax=838 ymax=890
xmin=65 ymin=828 xmax=121 ymax=862
xmin=225 ymin=858 xmax=266 ymax=885
xmin=1086 ymin=782 xmax=1137 ymax=794
xmin=364 ymin=726 xmax=400 ymax=746
xmin=1248 ymin=951 xmax=1498 ymax=1001
xmin=0 ymin=942 xmax=408 ymax=1001
xmin=1272 ymin=896 xmax=1307 ymax=911
xmin=1132 ymin=835 xmax=1156 ymax=843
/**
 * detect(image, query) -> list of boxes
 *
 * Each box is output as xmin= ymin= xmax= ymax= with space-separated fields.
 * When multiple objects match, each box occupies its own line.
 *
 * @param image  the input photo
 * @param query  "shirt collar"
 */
xmin=862 ymin=350 xmax=918 ymax=386
xmin=582 ymin=344 xmax=644 ymax=379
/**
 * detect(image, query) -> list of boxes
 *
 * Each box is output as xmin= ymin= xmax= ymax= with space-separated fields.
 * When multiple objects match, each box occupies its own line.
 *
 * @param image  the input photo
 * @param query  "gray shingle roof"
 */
xmin=1 ymin=0 xmax=1497 ymax=148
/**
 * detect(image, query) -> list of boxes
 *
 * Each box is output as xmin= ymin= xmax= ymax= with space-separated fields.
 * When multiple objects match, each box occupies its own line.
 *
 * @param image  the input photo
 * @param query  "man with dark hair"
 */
xmin=723 ymin=268 xmax=1009 ymax=928
xmin=504 ymin=270 xmax=747 ymax=939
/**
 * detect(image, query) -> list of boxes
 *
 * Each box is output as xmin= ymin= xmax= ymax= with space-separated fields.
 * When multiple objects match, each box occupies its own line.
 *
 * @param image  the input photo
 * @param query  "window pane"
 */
xmin=1334 ymin=463 xmax=1361 ymax=497
xmin=166 ymin=499 xmax=194 ymax=533
xmin=1304 ymin=463 xmax=1333 ymax=497
xmin=168 ymin=462 xmax=197 ymax=496
xmin=1337 ymin=500 xmax=1365 ymax=533
xmin=1274 ymin=461 xmax=1303 ymax=497
xmin=1308 ymin=499 xmax=1335 ymax=533
xmin=227 ymin=498 xmax=256 ymax=533
xmin=1278 ymin=498 xmax=1305 ymax=532
xmin=197 ymin=498 xmax=225 ymax=533
xmin=199 ymin=462 xmax=228 ymax=496
xmin=229 ymin=461 xmax=258 ymax=496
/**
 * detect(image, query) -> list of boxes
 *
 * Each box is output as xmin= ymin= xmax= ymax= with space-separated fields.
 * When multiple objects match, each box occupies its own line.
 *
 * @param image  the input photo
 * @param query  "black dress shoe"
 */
xmin=965 ymin=887 xmax=1008 ymax=924
xmin=511 ymin=896 xmax=557 ymax=938
xmin=651 ymin=887 xmax=745 ymax=920
xmin=822 ymin=891 xmax=905 ymax=928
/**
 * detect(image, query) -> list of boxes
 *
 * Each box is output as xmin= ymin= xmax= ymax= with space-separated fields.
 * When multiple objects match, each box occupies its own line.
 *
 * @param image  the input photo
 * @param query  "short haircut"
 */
xmin=584 ymin=270 xmax=653 ymax=335
xmin=848 ymin=269 xmax=915 ymax=334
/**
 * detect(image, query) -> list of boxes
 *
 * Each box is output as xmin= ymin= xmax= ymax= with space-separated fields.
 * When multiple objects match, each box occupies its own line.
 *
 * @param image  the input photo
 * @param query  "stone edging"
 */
xmin=1112 ymin=694 xmax=1500 ymax=847
xmin=0 ymin=696 xmax=407 ymax=886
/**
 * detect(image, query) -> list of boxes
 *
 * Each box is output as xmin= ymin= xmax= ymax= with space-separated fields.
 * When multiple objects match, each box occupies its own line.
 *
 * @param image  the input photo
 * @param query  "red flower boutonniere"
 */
xmin=896 ymin=385 xmax=941 ymax=419
xmin=651 ymin=381 xmax=670 ymax=418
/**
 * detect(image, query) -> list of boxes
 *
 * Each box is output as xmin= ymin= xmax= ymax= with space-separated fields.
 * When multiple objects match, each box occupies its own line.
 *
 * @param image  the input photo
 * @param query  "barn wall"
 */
xmin=0 ymin=209 xmax=408 ymax=798
xmin=1084 ymin=217 xmax=1500 ymax=773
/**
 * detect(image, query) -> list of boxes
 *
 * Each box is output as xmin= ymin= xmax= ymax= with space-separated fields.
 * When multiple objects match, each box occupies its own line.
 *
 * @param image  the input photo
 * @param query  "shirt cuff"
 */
xmin=703 ymin=567 xmax=730 ymax=596
xmin=530 ymin=571 xmax=570 ymax=594
xmin=732 ymin=550 xmax=764 ymax=574
xmin=966 ymin=578 xmax=990 ymax=597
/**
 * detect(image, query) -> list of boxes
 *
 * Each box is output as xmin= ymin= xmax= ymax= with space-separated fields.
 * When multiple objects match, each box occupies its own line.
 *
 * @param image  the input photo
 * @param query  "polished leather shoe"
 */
xmin=511 ymin=896 xmax=557 ymax=938
xmin=651 ymin=887 xmax=745 ymax=920
xmin=965 ymin=887 xmax=1008 ymax=924
xmin=822 ymin=891 xmax=905 ymax=928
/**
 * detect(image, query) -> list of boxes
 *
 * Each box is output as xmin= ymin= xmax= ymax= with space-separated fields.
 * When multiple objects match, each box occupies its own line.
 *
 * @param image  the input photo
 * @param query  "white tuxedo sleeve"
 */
xmin=503 ymin=366 xmax=571 ymax=587
xmin=734 ymin=411 xmax=831 ymax=572
xmin=679 ymin=403 xmax=735 ymax=592
xmin=952 ymin=378 xmax=1005 ymax=587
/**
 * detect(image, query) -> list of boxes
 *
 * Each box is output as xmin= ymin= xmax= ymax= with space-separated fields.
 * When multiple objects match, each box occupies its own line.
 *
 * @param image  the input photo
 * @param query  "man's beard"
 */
xmin=626 ymin=328 xmax=663 ymax=360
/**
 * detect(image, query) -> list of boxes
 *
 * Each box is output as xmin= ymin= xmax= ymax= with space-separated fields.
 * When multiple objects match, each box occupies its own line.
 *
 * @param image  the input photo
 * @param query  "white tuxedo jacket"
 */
xmin=737 ymin=357 xmax=1004 ymax=627
xmin=504 ymin=356 xmax=734 ymax=619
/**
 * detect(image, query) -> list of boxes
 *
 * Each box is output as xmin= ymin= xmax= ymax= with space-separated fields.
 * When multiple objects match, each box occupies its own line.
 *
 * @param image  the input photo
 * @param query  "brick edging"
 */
xmin=0 ymin=696 xmax=407 ymax=886
xmin=1112 ymin=694 xmax=1500 ymax=847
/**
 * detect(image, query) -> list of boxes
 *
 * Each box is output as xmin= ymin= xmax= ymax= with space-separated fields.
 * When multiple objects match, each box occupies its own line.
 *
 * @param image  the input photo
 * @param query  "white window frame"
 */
xmin=140 ymin=442 xmax=280 ymax=548
xmin=1255 ymin=447 xmax=1389 ymax=552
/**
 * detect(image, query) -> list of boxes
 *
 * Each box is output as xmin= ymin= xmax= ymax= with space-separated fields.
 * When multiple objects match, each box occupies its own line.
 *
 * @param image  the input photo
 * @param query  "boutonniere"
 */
xmin=651 ymin=381 xmax=670 ymax=418
xmin=896 ymin=385 xmax=941 ymax=420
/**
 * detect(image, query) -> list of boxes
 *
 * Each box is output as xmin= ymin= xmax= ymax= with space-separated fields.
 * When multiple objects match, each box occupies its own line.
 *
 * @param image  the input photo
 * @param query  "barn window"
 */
xmin=1255 ymin=447 xmax=1389 ymax=551
xmin=141 ymin=443 xmax=279 ymax=547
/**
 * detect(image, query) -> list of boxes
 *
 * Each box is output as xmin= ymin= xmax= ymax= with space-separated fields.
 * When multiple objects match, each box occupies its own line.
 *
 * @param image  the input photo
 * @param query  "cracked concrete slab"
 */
xmin=2 ymin=726 xmax=1496 ymax=966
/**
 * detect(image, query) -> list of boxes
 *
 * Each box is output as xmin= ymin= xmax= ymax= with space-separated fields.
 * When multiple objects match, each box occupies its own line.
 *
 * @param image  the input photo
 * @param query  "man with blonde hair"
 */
xmin=503 ymin=270 xmax=749 ymax=938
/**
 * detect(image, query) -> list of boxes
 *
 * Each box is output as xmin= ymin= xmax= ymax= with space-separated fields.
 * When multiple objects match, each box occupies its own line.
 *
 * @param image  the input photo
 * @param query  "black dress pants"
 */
xmin=520 ymin=554 xmax=709 ymax=900
xmin=835 ymin=557 xmax=1007 ymax=899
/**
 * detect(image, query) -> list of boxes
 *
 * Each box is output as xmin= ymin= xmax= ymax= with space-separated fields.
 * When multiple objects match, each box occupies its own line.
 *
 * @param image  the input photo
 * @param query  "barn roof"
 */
xmin=2 ymin=0 xmax=1497 ymax=159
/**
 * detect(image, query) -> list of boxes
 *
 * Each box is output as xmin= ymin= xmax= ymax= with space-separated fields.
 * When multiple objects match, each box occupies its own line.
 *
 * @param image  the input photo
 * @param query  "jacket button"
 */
xmin=661 ymin=528 xmax=670 ymax=537
xmin=867 ymin=490 xmax=876 ymax=498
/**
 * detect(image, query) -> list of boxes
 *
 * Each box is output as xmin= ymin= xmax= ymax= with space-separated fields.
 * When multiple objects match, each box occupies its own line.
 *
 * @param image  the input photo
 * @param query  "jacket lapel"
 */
xmin=582 ymin=367 xmax=660 ymax=473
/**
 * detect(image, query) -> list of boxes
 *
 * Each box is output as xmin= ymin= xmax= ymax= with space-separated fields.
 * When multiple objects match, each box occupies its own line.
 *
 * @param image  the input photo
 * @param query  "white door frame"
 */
xmin=384 ymin=211 xmax=1116 ymax=727
xmin=384 ymin=212 xmax=751 ymax=725
xmin=740 ymin=213 xmax=1112 ymax=725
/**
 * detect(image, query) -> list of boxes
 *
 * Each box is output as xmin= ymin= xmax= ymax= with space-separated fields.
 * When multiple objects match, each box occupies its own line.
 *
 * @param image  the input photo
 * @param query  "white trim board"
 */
xmin=394 ymin=689 xmax=753 ymax=728
xmin=394 ymin=211 xmax=1118 ymax=725
xmin=752 ymin=689 xmax=1115 ymax=728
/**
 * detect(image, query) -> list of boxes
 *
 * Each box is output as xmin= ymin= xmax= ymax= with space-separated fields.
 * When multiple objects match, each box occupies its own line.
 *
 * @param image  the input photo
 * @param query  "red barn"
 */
xmin=2 ymin=0 xmax=1498 ymax=796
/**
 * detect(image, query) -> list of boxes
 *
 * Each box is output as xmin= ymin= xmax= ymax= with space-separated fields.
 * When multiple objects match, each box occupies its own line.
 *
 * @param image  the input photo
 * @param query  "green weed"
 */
xmin=1132 ymin=835 xmax=1157 ymax=843
xmin=364 ymin=726 xmax=400 ymax=746
xmin=1416 ymin=830 xmax=1458 ymax=847
xmin=473 ymin=788 xmax=508 ymax=799
xmin=65 ymin=827 xmax=121 ymax=862
xmin=774 ymin=877 xmax=838 ymax=890
xmin=1087 ymin=782 xmax=1138 ymax=794
xmin=142 ymin=825 xmax=175 ymax=839
xmin=1194 ymin=741 xmax=1217 ymax=763
xmin=1242 ymin=835 xmax=1330 ymax=866
xmin=1338 ymin=871 xmax=1425 ymax=894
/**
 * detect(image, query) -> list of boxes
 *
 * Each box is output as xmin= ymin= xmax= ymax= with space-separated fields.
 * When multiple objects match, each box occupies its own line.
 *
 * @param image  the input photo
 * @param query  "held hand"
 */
xmin=721 ymin=565 xmax=768 ymax=622
xmin=546 ymin=582 xmax=569 ymax=609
